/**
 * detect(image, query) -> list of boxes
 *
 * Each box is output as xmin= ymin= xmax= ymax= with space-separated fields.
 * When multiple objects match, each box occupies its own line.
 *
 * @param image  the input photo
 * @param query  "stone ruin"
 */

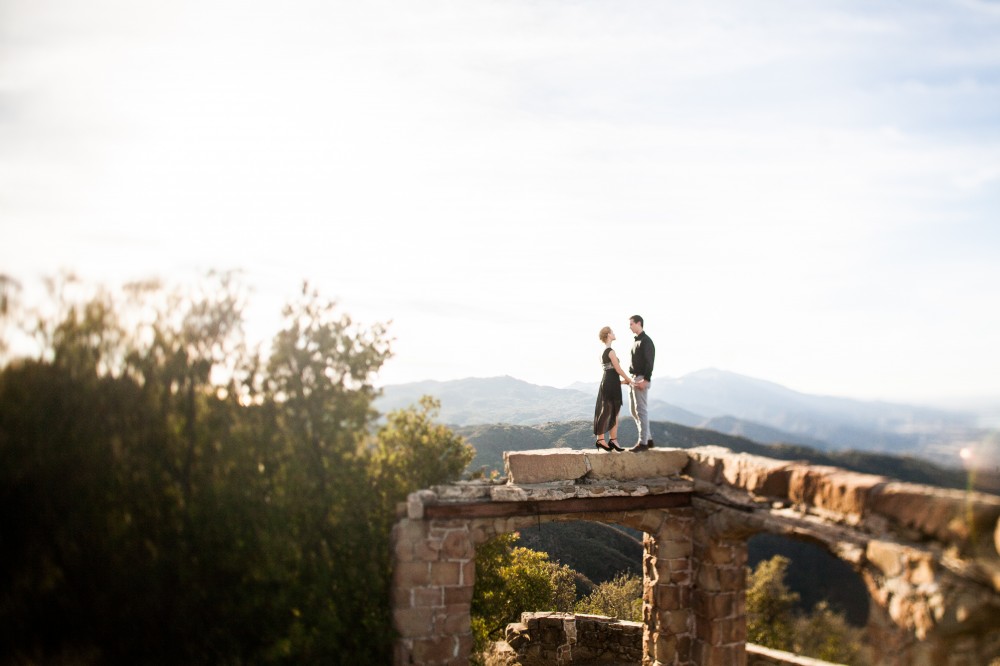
xmin=390 ymin=446 xmax=1000 ymax=665
xmin=496 ymin=612 xmax=834 ymax=666
xmin=501 ymin=612 xmax=644 ymax=665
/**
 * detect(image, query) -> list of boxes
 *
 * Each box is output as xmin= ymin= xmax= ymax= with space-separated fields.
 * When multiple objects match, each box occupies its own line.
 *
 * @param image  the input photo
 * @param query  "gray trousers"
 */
xmin=629 ymin=377 xmax=651 ymax=445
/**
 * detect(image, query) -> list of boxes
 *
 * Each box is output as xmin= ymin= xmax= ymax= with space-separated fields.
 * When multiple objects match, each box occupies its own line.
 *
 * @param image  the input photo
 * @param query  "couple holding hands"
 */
xmin=594 ymin=314 xmax=655 ymax=453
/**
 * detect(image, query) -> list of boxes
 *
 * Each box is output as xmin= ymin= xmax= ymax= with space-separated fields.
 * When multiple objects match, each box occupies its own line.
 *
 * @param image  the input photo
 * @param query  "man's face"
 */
xmin=629 ymin=319 xmax=641 ymax=335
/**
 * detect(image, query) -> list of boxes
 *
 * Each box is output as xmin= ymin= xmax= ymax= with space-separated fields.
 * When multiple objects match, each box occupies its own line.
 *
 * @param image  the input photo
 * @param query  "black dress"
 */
xmin=593 ymin=347 xmax=623 ymax=436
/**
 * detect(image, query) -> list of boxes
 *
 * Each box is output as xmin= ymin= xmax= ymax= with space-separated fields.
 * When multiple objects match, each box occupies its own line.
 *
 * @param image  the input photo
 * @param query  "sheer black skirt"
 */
xmin=593 ymin=385 xmax=623 ymax=436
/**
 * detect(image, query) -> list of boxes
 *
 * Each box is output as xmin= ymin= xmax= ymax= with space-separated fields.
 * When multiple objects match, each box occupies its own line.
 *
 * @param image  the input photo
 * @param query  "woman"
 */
xmin=594 ymin=326 xmax=632 ymax=451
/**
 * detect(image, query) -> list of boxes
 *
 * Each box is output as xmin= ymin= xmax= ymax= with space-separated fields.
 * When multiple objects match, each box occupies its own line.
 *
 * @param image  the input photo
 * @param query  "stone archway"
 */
xmin=390 ymin=448 xmax=753 ymax=665
xmin=747 ymin=532 xmax=870 ymax=627
xmin=390 ymin=446 xmax=1000 ymax=666
xmin=391 ymin=493 xmax=698 ymax=665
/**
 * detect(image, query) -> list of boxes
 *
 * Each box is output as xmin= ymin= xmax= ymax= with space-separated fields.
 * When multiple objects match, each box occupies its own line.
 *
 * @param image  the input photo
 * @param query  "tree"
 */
xmin=794 ymin=601 xmax=866 ymax=665
xmin=260 ymin=284 xmax=393 ymax=662
xmin=471 ymin=533 xmax=577 ymax=652
xmin=1 ymin=273 xmax=477 ymax=664
xmin=575 ymin=572 xmax=643 ymax=622
xmin=746 ymin=555 xmax=799 ymax=651
xmin=369 ymin=395 xmax=475 ymax=520
xmin=747 ymin=555 xmax=865 ymax=665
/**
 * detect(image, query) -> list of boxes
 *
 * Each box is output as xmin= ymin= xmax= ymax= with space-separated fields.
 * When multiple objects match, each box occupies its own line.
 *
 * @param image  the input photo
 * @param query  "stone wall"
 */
xmin=504 ymin=612 xmax=644 ymax=665
xmin=498 ymin=616 xmax=834 ymax=666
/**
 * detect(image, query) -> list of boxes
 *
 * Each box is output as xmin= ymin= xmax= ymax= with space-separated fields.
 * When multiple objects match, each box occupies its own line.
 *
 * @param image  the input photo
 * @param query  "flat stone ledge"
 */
xmin=504 ymin=446 xmax=689 ymax=485
xmin=406 ymin=478 xmax=695 ymax=519
xmin=491 ymin=478 xmax=693 ymax=502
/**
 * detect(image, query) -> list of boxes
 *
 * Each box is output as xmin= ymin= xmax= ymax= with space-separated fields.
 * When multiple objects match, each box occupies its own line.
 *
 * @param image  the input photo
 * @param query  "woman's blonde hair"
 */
xmin=598 ymin=326 xmax=612 ymax=343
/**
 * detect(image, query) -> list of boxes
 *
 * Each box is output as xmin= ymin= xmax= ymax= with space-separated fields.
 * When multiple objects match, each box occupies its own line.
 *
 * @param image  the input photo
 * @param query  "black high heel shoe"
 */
xmin=595 ymin=440 xmax=613 ymax=452
xmin=608 ymin=440 xmax=625 ymax=452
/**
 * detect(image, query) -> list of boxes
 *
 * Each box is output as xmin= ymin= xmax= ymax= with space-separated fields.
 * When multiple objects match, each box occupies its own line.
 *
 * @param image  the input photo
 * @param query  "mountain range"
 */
xmin=376 ymin=369 xmax=997 ymax=469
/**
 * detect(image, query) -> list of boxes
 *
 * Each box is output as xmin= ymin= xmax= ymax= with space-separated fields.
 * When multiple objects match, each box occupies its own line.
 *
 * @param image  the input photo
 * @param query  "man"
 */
xmin=627 ymin=314 xmax=655 ymax=452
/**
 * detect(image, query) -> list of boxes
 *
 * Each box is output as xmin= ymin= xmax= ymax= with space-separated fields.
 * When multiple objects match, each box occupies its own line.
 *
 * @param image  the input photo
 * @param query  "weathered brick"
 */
xmin=433 ymin=605 xmax=471 ymax=634
xmin=708 ymin=541 xmax=735 ymax=565
xmin=637 ymin=509 xmax=666 ymax=534
xmin=393 ymin=534 xmax=414 ymax=562
xmin=443 ymin=584 xmax=474 ymax=605
xmin=412 ymin=586 xmax=443 ymax=608
xmin=393 ymin=607 xmax=433 ymax=637
xmin=669 ymin=566 xmax=692 ymax=585
xmin=411 ymin=636 xmax=456 ymax=663
xmin=658 ymin=538 xmax=692 ymax=559
xmin=414 ymin=538 xmax=439 ymax=562
xmin=719 ymin=567 xmax=745 ymax=591
xmin=655 ymin=584 xmax=682 ymax=610
xmin=653 ymin=630 xmax=677 ymax=662
xmin=702 ymin=591 xmax=736 ymax=618
xmin=660 ymin=608 xmax=690 ymax=636
xmin=460 ymin=559 xmax=475 ymax=585
xmin=696 ymin=565 xmax=721 ymax=592
xmin=430 ymin=561 xmax=461 ymax=586
xmin=441 ymin=529 xmax=473 ymax=559
xmin=393 ymin=561 xmax=430 ymax=587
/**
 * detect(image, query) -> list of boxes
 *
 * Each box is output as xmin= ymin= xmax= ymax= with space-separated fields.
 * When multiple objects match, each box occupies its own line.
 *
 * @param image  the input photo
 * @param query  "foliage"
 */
xmin=794 ymin=601 xmax=865 ymax=665
xmin=747 ymin=555 xmax=799 ymax=651
xmin=369 ymin=395 xmax=475 ymax=523
xmin=0 ymin=273 xmax=470 ymax=664
xmin=747 ymin=555 xmax=865 ymax=665
xmin=514 ymin=521 xmax=641 ymax=590
xmin=574 ymin=572 xmax=643 ymax=622
xmin=471 ymin=533 xmax=576 ymax=652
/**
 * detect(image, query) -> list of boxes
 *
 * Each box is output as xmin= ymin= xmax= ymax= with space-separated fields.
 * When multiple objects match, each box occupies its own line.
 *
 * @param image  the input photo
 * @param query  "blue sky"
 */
xmin=1 ymin=0 xmax=998 ymax=407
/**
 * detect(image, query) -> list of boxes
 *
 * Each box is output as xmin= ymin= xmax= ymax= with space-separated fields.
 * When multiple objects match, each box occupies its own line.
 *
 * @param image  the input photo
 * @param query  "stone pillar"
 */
xmin=691 ymin=522 xmax=748 ymax=666
xmin=391 ymin=517 xmax=476 ymax=666
xmin=641 ymin=509 xmax=694 ymax=665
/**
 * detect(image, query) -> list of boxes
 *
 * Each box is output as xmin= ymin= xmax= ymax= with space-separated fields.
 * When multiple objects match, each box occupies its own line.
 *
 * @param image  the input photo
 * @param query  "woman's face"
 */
xmin=607 ymin=330 xmax=616 ymax=343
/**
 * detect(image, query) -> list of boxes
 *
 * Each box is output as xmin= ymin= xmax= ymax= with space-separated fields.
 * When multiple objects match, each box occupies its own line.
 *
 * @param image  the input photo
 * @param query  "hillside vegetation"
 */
xmin=459 ymin=419 xmax=972 ymax=491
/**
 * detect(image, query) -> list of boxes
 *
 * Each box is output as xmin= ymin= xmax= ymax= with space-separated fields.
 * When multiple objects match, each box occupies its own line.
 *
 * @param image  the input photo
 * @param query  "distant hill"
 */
xmin=378 ymin=371 xmax=995 ymax=466
xmin=457 ymin=420 xmax=974 ymax=492
xmin=376 ymin=375 xmax=705 ymax=428
xmin=376 ymin=376 xmax=594 ymax=425
xmin=516 ymin=521 xmax=643 ymax=593
xmin=654 ymin=368 xmax=976 ymax=455
xmin=696 ymin=415 xmax=832 ymax=450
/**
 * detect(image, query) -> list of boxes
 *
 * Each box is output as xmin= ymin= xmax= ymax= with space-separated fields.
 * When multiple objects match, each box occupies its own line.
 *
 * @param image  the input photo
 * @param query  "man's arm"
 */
xmin=643 ymin=339 xmax=655 ymax=380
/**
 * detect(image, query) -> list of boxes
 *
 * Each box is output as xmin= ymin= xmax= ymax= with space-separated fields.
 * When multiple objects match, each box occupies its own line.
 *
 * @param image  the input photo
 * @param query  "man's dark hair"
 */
xmin=630 ymin=314 xmax=644 ymax=327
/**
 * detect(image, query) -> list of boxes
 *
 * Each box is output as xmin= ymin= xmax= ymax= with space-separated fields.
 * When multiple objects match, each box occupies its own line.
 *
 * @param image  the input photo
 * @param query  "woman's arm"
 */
xmin=609 ymin=350 xmax=632 ymax=385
